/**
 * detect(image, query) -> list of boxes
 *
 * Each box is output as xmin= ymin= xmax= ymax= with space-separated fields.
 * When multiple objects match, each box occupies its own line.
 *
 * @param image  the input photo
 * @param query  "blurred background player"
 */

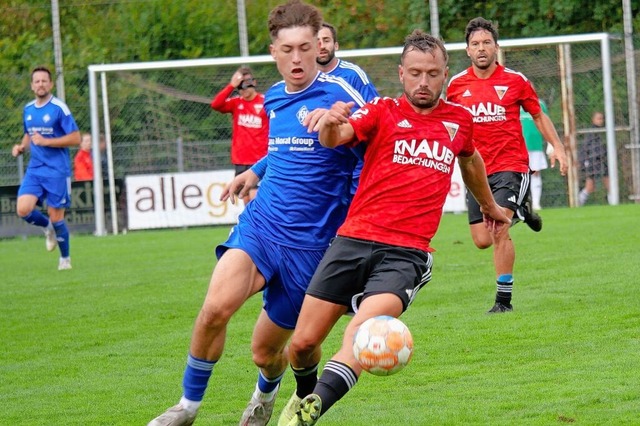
xmin=74 ymin=132 xmax=93 ymax=181
xmin=11 ymin=66 xmax=81 ymax=271
xmin=316 ymin=22 xmax=378 ymax=197
xmin=316 ymin=22 xmax=378 ymax=103
xmin=146 ymin=1 xmax=367 ymax=425
xmin=520 ymin=99 xmax=549 ymax=210
xmin=211 ymin=66 xmax=269 ymax=205
xmin=578 ymin=111 xmax=610 ymax=206
xmin=447 ymin=17 xmax=567 ymax=313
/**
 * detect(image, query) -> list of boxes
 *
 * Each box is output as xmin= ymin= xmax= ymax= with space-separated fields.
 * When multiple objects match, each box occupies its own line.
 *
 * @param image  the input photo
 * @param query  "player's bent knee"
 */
xmin=16 ymin=209 xmax=31 ymax=218
xmin=250 ymin=347 xmax=285 ymax=369
xmin=196 ymin=305 xmax=234 ymax=330
xmin=289 ymin=334 xmax=320 ymax=360
xmin=472 ymin=238 xmax=492 ymax=249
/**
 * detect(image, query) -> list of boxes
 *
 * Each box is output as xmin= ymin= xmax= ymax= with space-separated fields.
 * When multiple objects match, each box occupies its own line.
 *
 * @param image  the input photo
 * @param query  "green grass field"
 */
xmin=1 ymin=205 xmax=639 ymax=425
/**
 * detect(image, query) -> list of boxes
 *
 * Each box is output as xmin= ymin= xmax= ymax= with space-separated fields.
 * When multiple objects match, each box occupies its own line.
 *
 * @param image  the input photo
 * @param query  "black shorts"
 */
xmin=306 ymin=236 xmax=433 ymax=314
xmin=467 ymin=171 xmax=529 ymax=225
xmin=234 ymin=164 xmax=253 ymax=175
xmin=581 ymin=160 xmax=609 ymax=179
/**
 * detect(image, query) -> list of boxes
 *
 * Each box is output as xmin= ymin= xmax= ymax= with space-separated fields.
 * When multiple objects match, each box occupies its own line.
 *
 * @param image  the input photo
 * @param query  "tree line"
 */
xmin=0 ymin=0 xmax=636 ymax=148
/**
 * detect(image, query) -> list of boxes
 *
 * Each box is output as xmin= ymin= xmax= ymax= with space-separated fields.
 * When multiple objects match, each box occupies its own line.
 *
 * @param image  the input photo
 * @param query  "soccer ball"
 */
xmin=352 ymin=315 xmax=414 ymax=376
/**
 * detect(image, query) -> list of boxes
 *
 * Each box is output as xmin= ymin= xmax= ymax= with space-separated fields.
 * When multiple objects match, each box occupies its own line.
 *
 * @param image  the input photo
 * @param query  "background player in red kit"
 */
xmin=211 ymin=66 xmax=269 ymax=204
xmin=281 ymin=30 xmax=511 ymax=426
xmin=447 ymin=17 xmax=567 ymax=313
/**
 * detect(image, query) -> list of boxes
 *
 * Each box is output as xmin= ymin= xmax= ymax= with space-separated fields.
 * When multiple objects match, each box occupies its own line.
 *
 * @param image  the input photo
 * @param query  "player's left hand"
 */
xmin=549 ymin=143 xmax=568 ymax=176
xmin=221 ymin=169 xmax=259 ymax=204
xmin=482 ymin=205 xmax=511 ymax=233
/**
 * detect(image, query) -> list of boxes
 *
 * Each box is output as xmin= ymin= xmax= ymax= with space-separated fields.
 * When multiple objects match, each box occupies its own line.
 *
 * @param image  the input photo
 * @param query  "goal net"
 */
xmin=88 ymin=33 xmax=632 ymax=235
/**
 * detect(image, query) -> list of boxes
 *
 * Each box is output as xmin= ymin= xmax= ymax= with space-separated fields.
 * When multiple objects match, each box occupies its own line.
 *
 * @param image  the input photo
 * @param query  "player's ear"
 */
xmin=269 ymin=44 xmax=276 ymax=59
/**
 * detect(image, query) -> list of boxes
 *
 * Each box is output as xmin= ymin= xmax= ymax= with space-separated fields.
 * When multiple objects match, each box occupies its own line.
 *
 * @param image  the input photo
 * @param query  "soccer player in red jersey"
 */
xmin=281 ymin=30 xmax=511 ymax=426
xmin=73 ymin=133 xmax=93 ymax=181
xmin=211 ymin=66 xmax=269 ymax=204
xmin=447 ymin=17 xmax=568 ymax=314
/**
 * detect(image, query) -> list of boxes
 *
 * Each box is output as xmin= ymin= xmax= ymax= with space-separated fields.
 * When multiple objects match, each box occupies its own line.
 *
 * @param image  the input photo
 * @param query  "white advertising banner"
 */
xmin=126 ymin=170 xmax=245 ymax=230
xmin=126 ymin=165 xmax=466 ymax=231
xmin=443 ymin=160 xmax=467 ymax=213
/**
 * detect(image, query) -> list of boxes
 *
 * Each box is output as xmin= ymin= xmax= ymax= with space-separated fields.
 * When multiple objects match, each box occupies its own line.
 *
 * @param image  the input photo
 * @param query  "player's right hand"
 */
xmin=230 ymin=70 xmax=244 ymax=88
xmin=11 ymin=144 xmax=24 ymax=157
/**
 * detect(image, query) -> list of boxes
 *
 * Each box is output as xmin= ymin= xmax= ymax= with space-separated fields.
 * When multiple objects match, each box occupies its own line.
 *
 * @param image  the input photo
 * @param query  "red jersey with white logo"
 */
xmin=446 ymin=63 xmax=540 ymax=175
xmin=339 ymin=96 xmax=475 ymax=252
xmin=211 ymin=84 xmax=269 ymax=165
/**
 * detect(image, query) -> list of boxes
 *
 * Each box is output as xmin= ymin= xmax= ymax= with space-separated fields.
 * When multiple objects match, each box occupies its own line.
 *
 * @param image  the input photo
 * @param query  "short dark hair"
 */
xmin=401 ymin=29 xmax=448 ymax=64
xmin=31 ymin=66 xmax=52 ymax=81
xmin=465 ymin=17 xmax=498 ymax=45
xmin=321 ymin=22 xmax=338 ymax=43
xmin=268 ymin=0 xmax=323 ymax=40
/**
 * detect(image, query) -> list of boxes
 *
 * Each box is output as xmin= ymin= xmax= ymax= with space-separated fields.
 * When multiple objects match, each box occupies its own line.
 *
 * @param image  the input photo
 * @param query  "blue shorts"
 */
xmin=216 ymin=222 xmax=326 ymax=330
xmin=18 ymin=172 xmax=71 ymax=209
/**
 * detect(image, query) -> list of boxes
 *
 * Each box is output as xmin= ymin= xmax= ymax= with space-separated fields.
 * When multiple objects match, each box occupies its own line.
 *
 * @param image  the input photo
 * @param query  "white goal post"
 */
xmin=88 ymin=33 xmax=622 ymax=236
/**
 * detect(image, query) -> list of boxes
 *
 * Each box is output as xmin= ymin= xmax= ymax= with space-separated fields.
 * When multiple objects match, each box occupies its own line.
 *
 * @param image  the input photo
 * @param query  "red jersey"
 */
xmin=339 ymin=96 xmax=475 ymax=252
xmin=211 ymin=84 xmax=269 ymax=165
xmin=446 ymin=63 xmax=540 ymax=175
xmin=74 ymin=149 xmax=93 ymax=181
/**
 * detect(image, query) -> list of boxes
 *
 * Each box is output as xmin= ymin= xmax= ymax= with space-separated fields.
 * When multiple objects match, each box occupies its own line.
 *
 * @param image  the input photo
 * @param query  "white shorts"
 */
xmin=528 ymin=150 xmax=548 ymax=172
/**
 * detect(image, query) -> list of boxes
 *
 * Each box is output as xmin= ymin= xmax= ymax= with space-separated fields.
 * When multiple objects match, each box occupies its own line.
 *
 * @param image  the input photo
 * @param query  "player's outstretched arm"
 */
xmin=458 ymin=150 xmax=511 ymax=231
xmin=315 ymin=101 xmax=356 ymax=148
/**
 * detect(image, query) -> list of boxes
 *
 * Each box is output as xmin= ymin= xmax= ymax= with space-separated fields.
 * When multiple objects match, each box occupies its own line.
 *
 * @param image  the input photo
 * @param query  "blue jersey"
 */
xmin=328 ymin=59 xmax=378 ymax=102
xmin=327 ymin=59 xmax=379 ymax=194
xmin=23 ymin=95 xmax=79 ymax=178
xmin=241 ymin=72 xmax=367 ymax=250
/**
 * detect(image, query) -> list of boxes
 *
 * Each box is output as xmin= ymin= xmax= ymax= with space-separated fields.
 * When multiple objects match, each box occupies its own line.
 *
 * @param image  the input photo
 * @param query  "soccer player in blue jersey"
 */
xmin=316 ymin=22 xmax=378 ymax=199
xmin=11 ymin=66 xmax=81 ymax=271
xmin=316 ymin=23 xmax=378 ymax=103
xmin=147 ymin=2 xmax=367 ymax=426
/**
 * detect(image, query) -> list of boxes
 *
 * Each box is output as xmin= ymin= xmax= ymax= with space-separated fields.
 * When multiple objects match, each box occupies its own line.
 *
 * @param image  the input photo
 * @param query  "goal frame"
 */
xmin=88 ymin=32 xmax=618 ymax=236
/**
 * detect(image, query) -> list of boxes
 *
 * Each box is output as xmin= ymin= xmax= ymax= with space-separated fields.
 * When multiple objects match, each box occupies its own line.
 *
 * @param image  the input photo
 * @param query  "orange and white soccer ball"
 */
xmin=352 ymin=315 xmax=414 ymax=376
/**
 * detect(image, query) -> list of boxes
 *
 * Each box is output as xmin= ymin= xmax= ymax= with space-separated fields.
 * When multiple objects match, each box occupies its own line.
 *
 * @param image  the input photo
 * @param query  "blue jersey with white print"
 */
xmin=23 ymin=95 xmax=79 ymax=178
xmin=328 ymin=59 xmax=379 ymax=102
xmin=327 ymin=59 xmax=379 ymax=195
xmin=240 ymin=72 xmax=366 ymax=249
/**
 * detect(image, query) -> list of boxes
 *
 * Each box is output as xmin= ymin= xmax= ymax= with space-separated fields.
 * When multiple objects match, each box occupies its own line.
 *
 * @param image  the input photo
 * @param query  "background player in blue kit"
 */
xmin=316 ymin=22 xmax=378 ymax=198
xmin=11 ymin=66 xmax=81 ymax=271
xmin=147 ymin=1 xmax=367 ymax=426
xmin=316 ymin=22 xmax=378 ymax=104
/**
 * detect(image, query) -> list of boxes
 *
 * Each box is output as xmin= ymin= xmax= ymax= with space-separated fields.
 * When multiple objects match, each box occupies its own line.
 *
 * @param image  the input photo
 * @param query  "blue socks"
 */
xmin=22 ymin=212 xmax=70 ymax=258
xmin=257 ymin=369 xmax=283 ymax=394
xmin=22 ymin=210 xmax=49 ymax=227
xmin=183 ymin=354 xmax=216 ymax=402
xmin=52 ymin=220 xmax=69 ymax=257
xmin=498 ymin=274 xmax=513 ymax=283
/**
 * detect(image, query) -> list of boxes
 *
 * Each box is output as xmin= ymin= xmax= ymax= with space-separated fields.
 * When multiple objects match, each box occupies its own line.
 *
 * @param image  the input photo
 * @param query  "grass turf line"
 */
xmin=0 ymin=205 xmax=638 ymax=425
